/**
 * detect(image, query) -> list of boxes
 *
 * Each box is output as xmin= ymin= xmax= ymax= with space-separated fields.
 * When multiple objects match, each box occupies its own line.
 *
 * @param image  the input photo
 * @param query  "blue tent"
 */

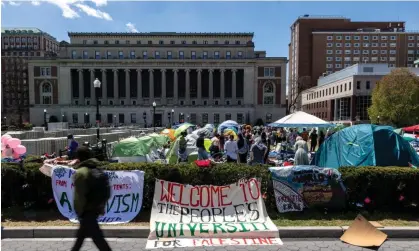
xmin=314 ymin=124 xmax=419 ymax=168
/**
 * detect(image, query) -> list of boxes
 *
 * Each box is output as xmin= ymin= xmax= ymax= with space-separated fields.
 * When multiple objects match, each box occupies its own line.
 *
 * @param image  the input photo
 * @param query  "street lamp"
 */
xmin=3 ymin=117 xmax=6 ymax=125
xmin=44 ymin=109 xmax=48 ymax=131
xmin=93 ymin=78 xmax=101 ymax=142
xmin=171 ymin=109 xmax=174 ymax=125
xmin=152 ymin=101 xmax=156 ymax=132
xmin=377 ymin=115 xmax=380 ymax=125
xmin=167 ymin=112 xmax=171 ymax=127
xmin=180 ymin=112 xmax=184 ymax=123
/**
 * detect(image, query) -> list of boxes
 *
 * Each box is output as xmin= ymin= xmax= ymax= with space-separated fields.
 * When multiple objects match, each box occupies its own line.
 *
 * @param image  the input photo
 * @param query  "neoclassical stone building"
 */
xmin=28 ymin=32 xmax=287 ymax=126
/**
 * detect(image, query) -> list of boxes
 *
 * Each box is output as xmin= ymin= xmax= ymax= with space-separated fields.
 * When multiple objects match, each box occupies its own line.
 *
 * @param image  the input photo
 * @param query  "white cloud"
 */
xmin=9 ymin=1 xmax=21 ymax=6
xmin=46 ymin=0 xmax=81 ymax=19
xmin=126 ymin=22 xmax=139 ymax=33
xmin=31 ymin=1 xmax=41 ymax=6
xmin=91 ymin=0 xmax=107 ymax=7
xmin=75 ymin=3 xmax=112 ymax=21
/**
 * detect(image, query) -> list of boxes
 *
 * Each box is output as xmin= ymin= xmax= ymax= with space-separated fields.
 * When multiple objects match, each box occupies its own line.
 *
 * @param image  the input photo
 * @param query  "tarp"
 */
xmin=403 ymin=124 xmax=419 ymax=133
xmin=160 ymin=129 xmax=176 ymax=141
xmin=174 ymin=123 xmax=194 ymax=138
xmin=217 ymin=120 xmax=239 ymax=134
xmin=269 ymin=111 xmax=334 ymax=128
xmin=112 ymin=134 xmax=169 ymax=157
xmin=314 ymin=124 xmax=419 ymax=168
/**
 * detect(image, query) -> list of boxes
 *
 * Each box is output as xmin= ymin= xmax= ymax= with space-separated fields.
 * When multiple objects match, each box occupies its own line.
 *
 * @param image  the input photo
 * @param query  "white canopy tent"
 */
xmin=268 ymin=111 xmax=335 ymax=128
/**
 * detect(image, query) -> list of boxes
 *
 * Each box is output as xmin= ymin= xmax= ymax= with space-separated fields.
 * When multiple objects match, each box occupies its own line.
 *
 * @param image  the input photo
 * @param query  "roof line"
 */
xmin=67 ymin=32 xmax=254 ymax=36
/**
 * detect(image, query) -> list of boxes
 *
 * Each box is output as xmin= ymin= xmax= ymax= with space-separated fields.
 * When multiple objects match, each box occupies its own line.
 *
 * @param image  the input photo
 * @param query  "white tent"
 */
xmin=268 ymin=111 xmax=334 ymax=128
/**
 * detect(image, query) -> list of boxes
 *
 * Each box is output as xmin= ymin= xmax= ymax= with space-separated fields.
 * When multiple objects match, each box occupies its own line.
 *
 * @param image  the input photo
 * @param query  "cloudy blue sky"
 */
xmin=2 ymin=0 xmax=419 ymax=58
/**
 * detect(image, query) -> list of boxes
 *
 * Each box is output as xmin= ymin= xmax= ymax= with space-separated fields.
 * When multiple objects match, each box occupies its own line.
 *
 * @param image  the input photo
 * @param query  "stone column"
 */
xmin=101 ymin=69 xmax=107 ymax=105
xmin=78 ymin=69 xmax=84 ymax=105
xmin=137 ymin=69 xmax=142 ymax=102
xmin=220 ymin=69 xmax=225 ymax=104
xmin=125 ymin=69 xmax=130 ymax=105
xmin=174 ymin=69 xmax=178 ymax=104
xmin=113 ymin=69 xmax=118 ymax=101
xmin=185 ymin=69 xmax=190 ymax=104
xmin=209 ymin=69 xmax=214 ymax=101
xmin=197 ymin=69 xmax=202 ymax=102
xmin=161 ymin=69 xmax=166 ymax=105
xmin=149 ymin=69 xmax=154 ymax=99
xmin=232 ymin=69 xmax=237 ymax=102
xmin=90 ymin=69 xmax=95 ymax=105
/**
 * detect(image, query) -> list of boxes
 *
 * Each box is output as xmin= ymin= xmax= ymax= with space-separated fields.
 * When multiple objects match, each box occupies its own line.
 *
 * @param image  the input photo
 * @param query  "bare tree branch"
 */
xmin=287 ymin=76 xmax=312 ymax=114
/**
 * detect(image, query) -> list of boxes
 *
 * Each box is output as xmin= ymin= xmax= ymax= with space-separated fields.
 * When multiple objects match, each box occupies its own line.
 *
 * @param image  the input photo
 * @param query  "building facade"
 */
xmin=28 ymin=32 xmax=287 ymax=126
xmin=288 ymin=15 xmax=419 ymax=111
xmin=1 ymin=27 xmax=59 ymax=125
xmin=301 ymin=63 xmax=419 ymax=124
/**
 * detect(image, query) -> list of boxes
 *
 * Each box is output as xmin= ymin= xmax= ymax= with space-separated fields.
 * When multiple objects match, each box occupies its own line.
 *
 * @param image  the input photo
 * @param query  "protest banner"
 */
xmin=146 ymin=178 xmax=282 ymax=249
xmin=269 ymin=166 xmax=346 ymax=213
xmin=51 ymin=165 xmax=144 ymax=224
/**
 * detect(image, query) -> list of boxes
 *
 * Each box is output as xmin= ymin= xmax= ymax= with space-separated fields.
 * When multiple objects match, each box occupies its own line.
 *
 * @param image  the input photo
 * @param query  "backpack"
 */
xmin=86 ymin=168 xmax=111 ymax=210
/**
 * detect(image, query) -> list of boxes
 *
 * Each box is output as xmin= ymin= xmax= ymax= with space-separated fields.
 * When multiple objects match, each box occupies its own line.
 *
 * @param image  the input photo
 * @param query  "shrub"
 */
xmin=1 ymin=163 xmax=418 ymax=213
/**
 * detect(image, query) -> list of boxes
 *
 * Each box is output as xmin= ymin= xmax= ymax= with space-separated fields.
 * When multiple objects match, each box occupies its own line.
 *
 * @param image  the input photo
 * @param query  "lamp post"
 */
xmin=43 ymin=109 xmax=48 ymax=131
xmin=113 ymin=115 xmax=116 ymax=127
xmin=93 ymin=78 xmax=101 ymax=142
xmin=152 ymin=101 xmax=156 ymax=132
xmin=168 ymin=112 xmax=171 ymax=127
xmin=61 ymin=114 xmax=65 ymax=122
xmin=171 ymin=109 xmax=174 ymax=125
xmin=377 ymin=115 xmax=380 ymax=125
xmin=85 ymin=113 xmax=88 ymax=126
xmin=180 ymin=112 xmax=184 ymax=123
xmin=3 ymin=117 xmax=6 ymax=125
xmin=143 ymin=112 xmax=147 ymax=128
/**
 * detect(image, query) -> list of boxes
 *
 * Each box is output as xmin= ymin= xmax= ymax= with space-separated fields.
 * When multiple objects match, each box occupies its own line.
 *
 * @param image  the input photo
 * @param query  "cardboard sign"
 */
xmin=51 ymin=165 xmax=144 ymax=224
xmin=340 ymin=215 xmax=387 ymax=247
xmin=146 ymin=179 xmax=282 ymax=249
xmin=269 ymin=166 xmax=347 ymax=213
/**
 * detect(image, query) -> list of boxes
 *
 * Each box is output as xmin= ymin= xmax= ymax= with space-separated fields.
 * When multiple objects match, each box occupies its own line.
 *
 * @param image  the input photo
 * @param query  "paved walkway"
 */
xmin=2 ymin=238 xmax=419 ymax=251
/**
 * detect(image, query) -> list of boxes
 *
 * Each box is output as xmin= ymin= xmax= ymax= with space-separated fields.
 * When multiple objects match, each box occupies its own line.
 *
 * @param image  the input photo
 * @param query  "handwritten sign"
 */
xmin=51 ymin=165 xmax=144 ymax=224
xmin=269 ymin=166 xmax=346 ymax=213
xmin=146 ymin=179 xmax=282 ymax=249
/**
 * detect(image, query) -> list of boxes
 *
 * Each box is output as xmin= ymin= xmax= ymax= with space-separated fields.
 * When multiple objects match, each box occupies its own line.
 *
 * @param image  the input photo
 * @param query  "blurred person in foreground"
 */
xmin=71 ymin=146 xmax=112 ymax=251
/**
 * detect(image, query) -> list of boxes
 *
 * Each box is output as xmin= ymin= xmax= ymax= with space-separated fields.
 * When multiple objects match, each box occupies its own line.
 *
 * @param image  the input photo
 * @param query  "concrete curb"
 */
xmin=2 ymin=226 xmax=419 ymax=239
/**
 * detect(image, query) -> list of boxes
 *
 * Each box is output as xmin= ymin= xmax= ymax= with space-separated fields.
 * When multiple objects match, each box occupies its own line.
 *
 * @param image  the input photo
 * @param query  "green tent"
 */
xmin=112 ymin=134 xmax=169 ymax=157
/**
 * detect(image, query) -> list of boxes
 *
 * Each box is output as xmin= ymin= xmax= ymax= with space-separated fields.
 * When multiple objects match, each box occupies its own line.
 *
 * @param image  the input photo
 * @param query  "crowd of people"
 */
xmin=179 ymin=125 xmax=329 ymax=166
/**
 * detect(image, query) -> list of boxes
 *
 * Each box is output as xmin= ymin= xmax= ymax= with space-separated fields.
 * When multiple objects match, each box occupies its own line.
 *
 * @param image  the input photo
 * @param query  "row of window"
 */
xmin=2 ymin=51 xmax=42 ymax=57
xmin=71 ymin=50 xmax=245 ymax=60
xmin=71 ymin=99 xmax=245 ymax=106
xmin=83 ymin=39 xmax=244 ymax=46
xmin=3 ymin=37 xmax=40 ymax=43
xmin=327 ymin=42 xmax=398 ymax=48
xmin=327 ymin=35 xmax=419 ymax=41
xmin=306 ymin=80 xmax=372 ymax=101
xmin=408 ymin=43 xmax=419 ymax=47
xmin=326 ymin=49 xmax=419 ymax=55
xmin=71 ymin=112 xmax=246 ymax=124
xmin=327 ymin=56 xmax=398 ymax=62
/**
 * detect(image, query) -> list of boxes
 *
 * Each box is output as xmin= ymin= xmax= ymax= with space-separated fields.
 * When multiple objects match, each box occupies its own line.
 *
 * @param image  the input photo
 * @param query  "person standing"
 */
xmin=224 ymin=135 xmax=238 ymax=163
xmin=67 ymin=134 xmax=79 ymax=160
xmin=237 ymin=133 xmax=249 ymax=163
xmin=294 ymin=136 xmax=309 ymax=165
xmin=71 ymin=146 xmax=112 ymax=251
xmin=318 ymin=130 xmax=325 ymax=148
xmin=196 ymin=132 xmax=208 ymax=160
xmin=249 ymin=137 xmax=268 ymax=165
xmin=309 ymin=129 xmax=318 ymax=152
xmin=177 ymin=131 xmax=188 ymax=163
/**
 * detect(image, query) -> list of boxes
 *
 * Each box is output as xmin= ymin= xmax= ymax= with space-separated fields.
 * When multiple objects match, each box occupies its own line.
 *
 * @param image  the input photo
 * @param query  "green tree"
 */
xmin=368 ymin=68 xmax=419 ymax=127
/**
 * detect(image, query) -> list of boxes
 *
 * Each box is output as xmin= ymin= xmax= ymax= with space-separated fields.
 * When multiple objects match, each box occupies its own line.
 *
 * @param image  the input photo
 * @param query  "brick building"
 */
xmin=1 ymin=28 xmax=59 ymax=125
xmin=301 ymin=63 xmax=419 ymax=125
xmin=28 ymin=32 xmax=287 ymax=126
xmin=288 ymin=15 xmax=419 ymax=111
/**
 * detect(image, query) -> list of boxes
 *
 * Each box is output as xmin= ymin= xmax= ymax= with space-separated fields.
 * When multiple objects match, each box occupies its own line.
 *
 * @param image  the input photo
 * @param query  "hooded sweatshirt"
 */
xmin=73 ymin=158 xmax=107 ymax=216
xmin=250 ymin=138 xmax=267 ymax=163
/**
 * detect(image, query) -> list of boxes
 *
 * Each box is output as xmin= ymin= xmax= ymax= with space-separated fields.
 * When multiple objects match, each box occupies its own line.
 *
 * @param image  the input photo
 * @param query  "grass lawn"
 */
xmin=2 ymin=208 xmax=418 ymax=227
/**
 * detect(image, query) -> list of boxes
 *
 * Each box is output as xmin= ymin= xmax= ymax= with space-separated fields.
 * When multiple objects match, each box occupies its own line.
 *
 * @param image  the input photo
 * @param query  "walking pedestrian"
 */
xmin=309 ymin=129 xmax=318 ymax=152
xmin=71 ymin=146 xmax=112 ymax=251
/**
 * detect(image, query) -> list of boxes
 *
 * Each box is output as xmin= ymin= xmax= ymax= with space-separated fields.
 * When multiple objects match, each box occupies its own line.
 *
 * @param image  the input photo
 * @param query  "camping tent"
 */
xmin=112 ymin=134 xmax=169 ymax=163
xmin=314 ymin=124 xmax=419 ymax=168
xmin=403 ymin=125 xmax=419 ymax=133
xmin=269 ymin=111 xmax=334 ymax=128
